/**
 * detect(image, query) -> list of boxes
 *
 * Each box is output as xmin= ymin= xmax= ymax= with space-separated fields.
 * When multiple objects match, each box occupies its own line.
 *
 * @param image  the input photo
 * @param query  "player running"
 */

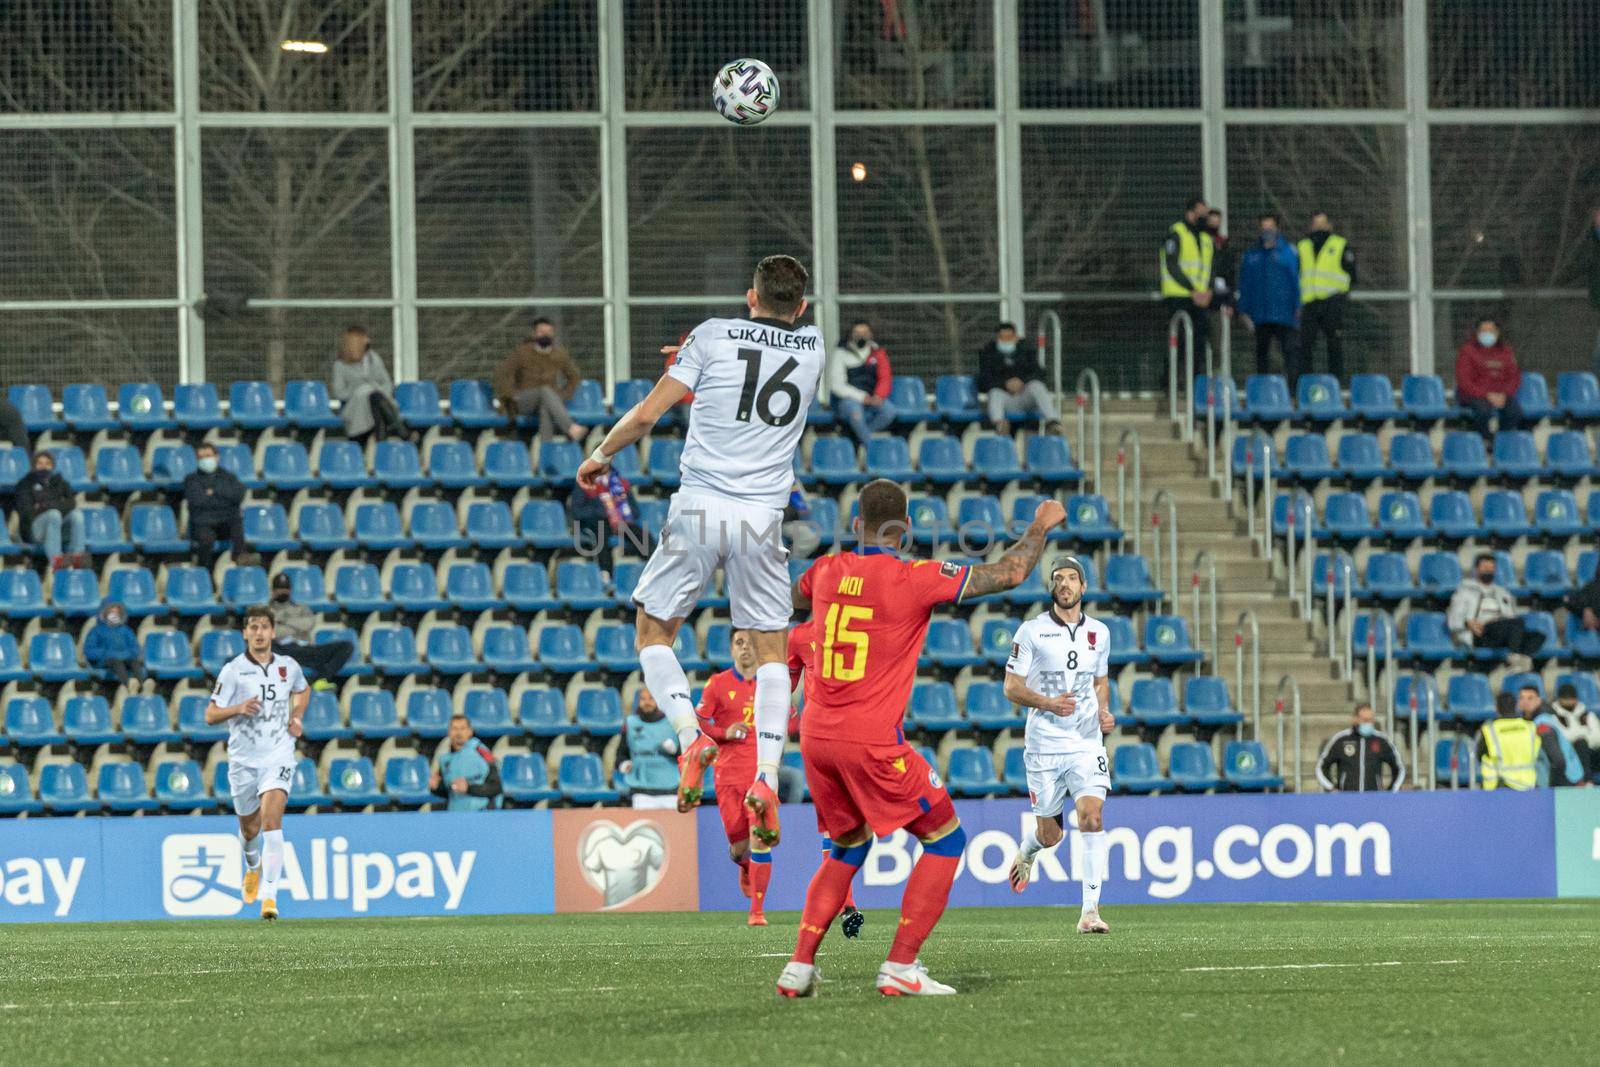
xmin=776 ymin=480 xmax=1064 ymax=998
xmin=786 ymin=619 xmax=863 ymax=939
xmin=204 ymin=606 xmax=309 ymax=921
xmin=578 ymin=256 xmax=822 ymax=839
xmin=1005 ymin=557 xmax=1117 ymax=933
xmin=696 ymin=630 xmax=775 ymax=926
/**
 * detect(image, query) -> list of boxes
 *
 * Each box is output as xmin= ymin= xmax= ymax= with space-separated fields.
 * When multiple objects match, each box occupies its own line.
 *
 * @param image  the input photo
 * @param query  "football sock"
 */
xmin=887 ymin=826 xmax=965 ymax=965
xmin=1080 ymin=830 xmax=1107 ymax=912
xmin=262 ymin=829 xmax=284 ymax=899
xmin=639 ymin=643 xmax=699 ymax=749
xmin=749 ymin=848 xmax=772 ymax=910
xmin=793 ymin=841 xmax=868 ymax=965
xmin=1017 ymin=824 xmax=1043 ymax=863
xmin=242 ymin=831 xmax=262 ymax=870
xmin=820 ymin=839 xmax=856 ymax=911
xmin=751 ymin=662 xmax=790 ymax=785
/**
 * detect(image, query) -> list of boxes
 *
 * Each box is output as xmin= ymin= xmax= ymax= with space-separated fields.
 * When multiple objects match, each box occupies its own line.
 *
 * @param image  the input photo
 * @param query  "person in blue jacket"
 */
xmin=429 ymin=714 xmax=501 ymax=811
xmin=84 ymin=601 xmax=146 ymax=691
xmin=1517 ymin=685 xmax=1583 ymax=786
xmin=1236 ymin=213 xmax=1304 ymax=385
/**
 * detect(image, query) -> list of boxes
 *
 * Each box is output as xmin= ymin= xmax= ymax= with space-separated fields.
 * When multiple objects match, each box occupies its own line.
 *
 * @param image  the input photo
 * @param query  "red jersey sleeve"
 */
xmin=906 ymin=558 xmax=971 ymax=608
xmin=695 ymin=686 xmax=733 ymax=741
xmin=786 ymin=623 xmax=816 ymax=691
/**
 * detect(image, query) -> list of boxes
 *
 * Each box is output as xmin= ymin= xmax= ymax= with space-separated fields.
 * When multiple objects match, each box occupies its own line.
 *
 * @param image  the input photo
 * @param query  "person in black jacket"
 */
xmin=1315 ymin=703 xmax=1405 ymax=792
xmin=183 ymin=441 xmax=255 ymax=568
xmin=14 ymin=450 xmax=85 ymax=570
xmin=0 ymin=393 xmax=28 ymax=452
xmin=976 ymin=322 xmax=1058 ymax=435
xmin=1585 ymin=206 xmax=1600 ymax=372
xmin=1567 ymin=570 xmax=1600 ymax=634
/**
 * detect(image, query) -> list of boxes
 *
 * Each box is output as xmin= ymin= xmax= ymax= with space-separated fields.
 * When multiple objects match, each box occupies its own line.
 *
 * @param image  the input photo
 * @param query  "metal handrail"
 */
xmin=1242 ymin=432 xmax=1258 ymax=545
xmin=1150 ymin=488 xmax=1179 ymax=604
xmin=1075 ymin=367 xmax=1101 ymax=494
xmin=1039 ymin=310 xmax=1064 ymax=427
xmin=1218 ymin=313 xmax=1233 ymax=489
xmin=1365 ymin=608 xmax=1396 ymax=712
xmin=1203 ymin=332 xmax=1216 ymax=480
xmin=1275 ymin=674 xmax=1304 ymax=793
xmin=1191 ymin=550 xmax=1218 ymax=670
xmin=1167 ymin=310 xmax=1196 ymax=443
xmin=1300 ymin=505 xmax=1314 ymax=619
xmin=1286 ymin=494 xmax=1298 ymax=605
xmin=1259 ymin=438 xmax=1274 ymax=560
xmin=1323 ymin=552 xmax=1340 ymax=664
xmin=1426 ymin=677 xmax=1439 ymax=792
xmin=1341 ymin=567 xmax=1355 ymax=680
xmin=1115 ymin=427 xmax=1142 ymax=556
xmin=1235 ymin=609 xmax=1261 ymax=742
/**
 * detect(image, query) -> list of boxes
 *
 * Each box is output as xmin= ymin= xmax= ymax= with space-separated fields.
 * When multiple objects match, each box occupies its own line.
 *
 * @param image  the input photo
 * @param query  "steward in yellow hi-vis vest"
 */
xmin=1298 ymin=211 xmax=1355 ymax=379
xmin=1477 ymin=710 xmax=1540 ymax=790
xmin=1160 ymin=198 xmax=1217 ymax=378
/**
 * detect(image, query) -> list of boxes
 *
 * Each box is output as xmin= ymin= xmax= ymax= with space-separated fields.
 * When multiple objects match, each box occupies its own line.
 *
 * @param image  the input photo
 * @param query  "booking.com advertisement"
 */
xmin=696 ymin=792 xmax=1558 ymax=910
xmin=0 ymin=811 xmax=554 ymax=923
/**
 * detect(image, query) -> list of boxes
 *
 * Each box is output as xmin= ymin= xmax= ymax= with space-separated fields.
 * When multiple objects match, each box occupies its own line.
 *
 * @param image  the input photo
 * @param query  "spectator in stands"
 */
xmin=268 ymin=572 xmax=350 ymax=686
xmin=1454 ymin=317 xmax=1525 ymax=437
xmin=429 ymin=713 xmax=501 ymax=811
xmin=0 ymin=392 xmax=27 ymax=452
xmin=1585 ymin=207 xmax=1600 ymax=371
xmin=568 ymin=469 xmax=649 ymax=580
xmin=1477 ymin=691 xmax=1552 ymax=791
xmin=1447 ymin=553 xmax=1544 ymax=666
xmin=84 ymin=601 xmax=146 ymax=693
xmin=1236 ymin=213 xmax=1303 ymax=384
xmin=1565 ymin=567 xmax=1600 ymax=634
xmin=330 ymin=325 xmax=408 ymax=444
xmin=14 ymin=449 xmax=85 ymax=570
xmin=1161 ymin=197 xmax=1215 ymax=376
xmin=620 ymin=687 xmax=679 ymax=809
xmin=1517 ymin=685 xmax=1583 ymax=787
xmin=829 ymin=320 xmax=896 ymax=445
xmin=976 ymin=322 xmax=1057 ymax=435
xmin=183 ymin=442 xmax=255 ymax=569
xmin=1551 ymin=683 xmax=1600 ymax=781
xmin=493 ymin=317 xmax=587 ymax=443
xmin=1298 ymin=212 xmax=1356 ymax=378
xmin=1314 ymin=702 xmax=1403 ymax=791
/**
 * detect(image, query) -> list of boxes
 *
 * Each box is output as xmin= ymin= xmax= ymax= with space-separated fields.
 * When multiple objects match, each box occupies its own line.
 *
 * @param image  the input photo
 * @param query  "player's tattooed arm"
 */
xmin=961 ymin=498 xmax=1066 ymax=599
xmin=1003 ymin=672 xmax=1074 ymax=716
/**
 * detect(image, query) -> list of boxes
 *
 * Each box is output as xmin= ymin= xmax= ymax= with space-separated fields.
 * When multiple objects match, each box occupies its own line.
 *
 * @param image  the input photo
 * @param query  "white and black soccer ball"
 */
xmin=712 ymin=58 xmax=779 ymax=126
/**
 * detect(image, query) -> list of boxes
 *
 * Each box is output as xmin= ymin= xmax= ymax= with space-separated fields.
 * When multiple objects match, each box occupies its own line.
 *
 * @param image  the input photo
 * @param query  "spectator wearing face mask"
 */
xmin=1454 ymin=317 xmax=1524 ymax=437
xmin=267 ymin=571 xmax=351 ymax=685
xmin=977 ymin=321 xmax=1057 ymax=435
xmin=183 ymin=441 xmax=255 ymax=569
xmin=1236 ymin=213 xmax=1303 ymax=384
xmin=828 ymin=321 xmax=896 ymax=445
xmin=84 ymin=601 xmax=147 ymax=692
xmin=13 ymin=449 xmax=85 ymax=571
xmin=1517 ymin=685 xmax=1583 ymax=787
xmin=1447 ymin=553 xmax=1544 ymax=667
xmin=1550 ymin=683 xmax=1600 ymax=781
xmin=493 ymin=317 xmax=586 ymax=443
xmin=1297 ymin=211 xmax=1355 ymax=379
xmin=1315 ymin=703 xmax=1404 ymax=791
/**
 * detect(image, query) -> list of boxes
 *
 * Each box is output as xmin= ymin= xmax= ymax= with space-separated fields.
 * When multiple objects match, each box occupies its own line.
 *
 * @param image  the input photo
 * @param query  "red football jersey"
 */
xmin=697 ymin=668 xmax=756 ymax=775
xmin=787 ymin=621 xmax=819 ymax=739
xmin=797 ymin=548 xmax=970 ymax=745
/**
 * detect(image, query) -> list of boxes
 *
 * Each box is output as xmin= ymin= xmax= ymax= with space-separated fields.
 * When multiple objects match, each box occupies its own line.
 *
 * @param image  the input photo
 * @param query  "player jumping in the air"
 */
xmin=577 ymin=256 xmax=822 ymax=842
xmin=696 ymin=630 xmax=774 ymax=926
xmin=1005 ymin=557 xmax=1117 ymax=933
xmin=776 ymin=480 xmax=1064 ymax=997
xmin=786 ymin=618 xmax=863 ymax=939
xmin=204 ymin=606 xmax=309 ymax=921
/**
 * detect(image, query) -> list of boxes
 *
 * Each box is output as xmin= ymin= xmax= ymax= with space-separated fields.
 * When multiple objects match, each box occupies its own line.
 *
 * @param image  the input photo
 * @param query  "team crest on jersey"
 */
xmin=892 ymin=756 xmax=907 ymax=774
xmin=1010 ymin=642 xmax=1021 ymax=660
xmin=928 ymin=766 xmax=943 ymax=790
xmin=1343 ymin=742 xmax=1356 ymax=757
xmin=1087 ymin=631 xmax=1096 ymax=648
xmin=939 ymin=561 xmax=962 ymax=578
xmin=278 ymin=665 xmax=287 ymax=679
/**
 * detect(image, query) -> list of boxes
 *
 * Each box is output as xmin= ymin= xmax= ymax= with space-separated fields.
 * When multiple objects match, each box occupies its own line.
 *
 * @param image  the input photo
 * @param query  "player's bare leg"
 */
xmin=743 ymin=629 xmax=790 ymax=846
xmin=1075 ymin=794 xmax=1109 ymax=933
xmin=237 ymin=807 xmax=263 ymax=904
xmin=1010 ymin=813 xmax=1062 ymax=894
xmin=877 ymin=814 xmax=964 ymax=997
xmin=637 ymin=612 xmax=717 ymax=812
xmin=257 ymin=788 xmax=289 ymax=921
xmin=778 ymin=826 xmax=871 ymax=998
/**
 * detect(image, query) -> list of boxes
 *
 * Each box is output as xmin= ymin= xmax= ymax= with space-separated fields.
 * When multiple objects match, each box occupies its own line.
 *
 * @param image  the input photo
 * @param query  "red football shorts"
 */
xmin=801 ymin=734 xmax=953 ymax=840
xmin=714 ymin=757 xmax=756 ymax=845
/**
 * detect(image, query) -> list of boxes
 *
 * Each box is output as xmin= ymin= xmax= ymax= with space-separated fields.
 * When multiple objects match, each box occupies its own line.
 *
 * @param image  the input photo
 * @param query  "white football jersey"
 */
xmin=1006 ymin=609 xmax=1112 ymax=756
xmin=666 ymin=315 xmax=825 ymax=508
xmin=211 ymin=651 xmax=308 ymax=767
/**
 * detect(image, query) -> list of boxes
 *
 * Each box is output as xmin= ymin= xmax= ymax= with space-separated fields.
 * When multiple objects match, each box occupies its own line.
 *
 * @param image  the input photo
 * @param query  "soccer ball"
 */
xmin=713 ymin=59 xmax=779 ymax=126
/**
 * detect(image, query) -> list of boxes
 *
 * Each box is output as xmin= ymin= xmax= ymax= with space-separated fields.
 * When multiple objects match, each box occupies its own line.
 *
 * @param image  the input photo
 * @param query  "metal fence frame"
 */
xmin=1 ymin=0 xmax=1595 ymax=390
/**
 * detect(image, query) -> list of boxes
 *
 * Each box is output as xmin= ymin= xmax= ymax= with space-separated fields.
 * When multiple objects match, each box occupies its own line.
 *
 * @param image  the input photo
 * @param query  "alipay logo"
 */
xmin=162 ymin=834 xmax=244 ymax=917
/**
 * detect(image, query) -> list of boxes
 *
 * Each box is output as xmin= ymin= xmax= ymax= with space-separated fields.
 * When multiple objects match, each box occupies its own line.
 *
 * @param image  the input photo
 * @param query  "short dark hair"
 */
xmin=1495 ymin=691 xmax=1516 ymax=716
xmin=752 ymin=255 xmax=808 ymax=317
xmin=1518 ymin=685 xmax=1541 ymax=697
xmin=1474 ymin=553 xmax=1495 ymax=569
xmin=996 ymin=321 xmax=1018 ymax=335
xmin=1207 ymin=208 xmax=1222 ymax=219
xmin=1260 ymin=213 xmax=1280 ymax=225
xmin=1353 ymin=702 xmax=1373 ymax=716
xmin=1311 ymin=210 xmax=1330 ymax=220
xmin=449 ymin=713 xmax=470 ymax=725
xmin=243 ymin=605 xmax=274 ymax=627
xmin=857 ymin=478 xmax=909 ymax=543
xmin=344 ymin=324 xmax=368 ymax=335
xmin=1186 ymin=197 xmax=1207 ymax=212
xmin=1475 ymin=316 xmax=1499 ymax=331
xmin=531 ymin=317 xmax=554 ymax=330
xmin=1558 ymin=683 xmax=1578 ymax=700
xmin=194 ymin=440 xmax=217 ymax=455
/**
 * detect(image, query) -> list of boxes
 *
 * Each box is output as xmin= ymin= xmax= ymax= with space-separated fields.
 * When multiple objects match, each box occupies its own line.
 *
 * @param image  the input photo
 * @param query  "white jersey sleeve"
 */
xmin=211 ymin=659 xmax=241 ymax=709
xmin=1093 ymin=618 xmax=1111 ymax=678
xmin=1004 ymin=623 xmax=1034 ymax=678
xmin=287 ymin=657 xmax=309 ymax=695
xmin=665 ymin=329 xmax=709 ymax=392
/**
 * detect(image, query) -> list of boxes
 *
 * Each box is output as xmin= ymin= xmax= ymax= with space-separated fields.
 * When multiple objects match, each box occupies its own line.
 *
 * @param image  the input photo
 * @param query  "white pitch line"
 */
xmin=1183 ymin=959 xmax=1465 ymax=973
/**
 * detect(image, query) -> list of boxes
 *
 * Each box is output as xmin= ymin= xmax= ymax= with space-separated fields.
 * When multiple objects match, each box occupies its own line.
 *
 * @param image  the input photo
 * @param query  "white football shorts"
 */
xmin=228 ymin=759 xmax=296 ymax=816
xmin=632 ymin=489 xmax=791 ymax=632
xmin=1024 ymin=748 xmax=1110 ymax=818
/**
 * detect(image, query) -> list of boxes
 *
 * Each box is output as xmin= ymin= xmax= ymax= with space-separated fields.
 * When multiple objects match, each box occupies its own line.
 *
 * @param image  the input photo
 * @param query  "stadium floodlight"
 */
xmin=850 ymin=161 xmax=868 ymax=182
xmin=280 ymin=40 xmax=328 ymax=54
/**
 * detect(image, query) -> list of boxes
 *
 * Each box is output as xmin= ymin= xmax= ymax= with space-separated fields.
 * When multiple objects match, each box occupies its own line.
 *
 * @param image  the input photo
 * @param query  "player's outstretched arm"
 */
xmin=576 ymin=375 xmax=691 ymax=491
xmin=961 ymin=499 xmax=1066 ymax=600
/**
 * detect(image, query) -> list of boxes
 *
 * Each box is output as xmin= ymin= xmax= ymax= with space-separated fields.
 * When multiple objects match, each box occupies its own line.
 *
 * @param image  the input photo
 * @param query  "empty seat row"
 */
xmin=1243 ymin=429 xmax=1600 ymax=485
xmin=800 ymin=433 xmax=1077 ymax=487
xmin=1273 ymin=487 xmax=1591 ymax=542
xmin=940 ymin=739 xmax=1282 ymax=797
xmin=1349 ymin=610 xmax=1596 ymax=664
xmin=1314 ymin=547 xmax=1600 ymax=603
xmin=1399 ymin=671 xmax=1600 ymax=726
xmin=1199 ymin=371 xmax=1595 ymax=424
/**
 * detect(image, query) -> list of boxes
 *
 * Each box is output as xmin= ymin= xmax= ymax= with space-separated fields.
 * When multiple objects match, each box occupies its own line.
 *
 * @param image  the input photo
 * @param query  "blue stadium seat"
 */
xmin=503 ymin=562 xmax=558 ymax=612
xmin=1428 ymin=490 xmax=1483 ymax=539
xmin=396 ymin=380 xmax=449 ymax=427
xmin=427 ymin=440 xmax=483 ymax=489
xmin=1349 ymin=612 xmax=1398 ymax=663
xmin=373 ymin=440 xmax=428 ymax=489
xmin=1401 ymin=374 xmax=1456 ymax=422
xmin=518 ymin=499 xmax=569 ymax=549
xmin=285 ymin=758 xmax=330 ymax=810
xmin=1130 ymin=677 xmax=1187 ymax=728
xmin=563 ymin=380 xmax=606 ymax=427
xmin=327 ymin=757 xmax=384 ymax=807
xmin=1024 ymin=435 xmax=1079 ymax=483
xmin=118 ymin=383 xmax=174 ymax=431
xmin=63 ymin=384 xmax=117 ymax=431
xmin=144 ymin=631 xmax=201 ymax=680
xmin=1481 ymin=489 xmax=1535 ymax=538
xmin=1349 ymin=374 xmax=1400 ymax=422
xmin=1223 ymin=741 xmax=1283 ymax=790
xmin=1490 ymin=549 xmax=1526 ymax=599
xmin=885 ymin=376 xmax=929 ymax=424
xmin=1066 ymin=494 xmax=1122 ymax=542
xmin=30 ymin=631 xmax=90 ymax=682
xmin=1534 ymin=489 xmax=1585 ymax=537
xmin=593 ymin=624 xmax=639 ymax=673
xmin=646 ymin=437 xmax=683 ymax=488
xmin=242 ymin=502 xmax=298 ymax=552
xmin=1545 ymin=430 xmax=1595 ymax=479
xmin=445 ymin=561 xmax=504 ymax=611
xmin=0 ymin=763 xmax=44 ymax=815
xmin=294 ymin=501 xmax=353 ymax=552
xmin=906 ymin=682 xmax=964 ymax=732
xmin=1193 ymin=374 xmax=1242 ymax=420
xmin=501 ymin=752 xmax=561 ymax=805
xmin=482 ymin=439 xmax=538 ymax=488
xmin=1525 ymin=612 xmax=1568 ymax=661
xmin=93 ymin=443 xmax=151 ymax=493
xmin=97 ymin=762 xmax=158 ymax=813
xmin=1323 ymin=491 xmax=1376 ymax=541
xmin=1523 ymin=550 xmax=1572 ymax=599
xmin=63 ymin=695 xmax=119 ymax=745
xmin=154 ymin=759 xmax=216 ymax=812
xmin=1113 ymin=743 xmax=1171 ymax=794
xmin=1363 ymin=551 xmax=1417 ymax=601
xmin=907 ymin=496 xmax=951 ymax=546
xmin=1168 ymin=742 xmax=1223 ymax=792
xmin=972 ymin=435 xmax=1024 ymax=483
xmin=574 ymin=689 xmax=624 ymax=736
xmin=50 ymin=445 xmax=92 ymax=491
xmin=130 ymin=504 xmax=188 ymax=554
xmin=965 ymin=681 xmax=1024 ymax=730
xmin=613 ymin=378 xmax=652 ymax=414
xmin=538 ymin=440 xmax=582 ymax=483
xmin=146 ymin=441 xmax=195 ymax=489
xmin=537 ymin=624 xmax=594 ymax=673
xmin=865 ymin=436 xmax=914 ymax=481
xmin=935 ymin=375 xmax=983 ymax=423
xmin=482 ymin=625 xmax=538 ymax=674
xmin=1376 ymin=491 xmax=1427 ymax=540
xmin=1143 ymin=615 xmax=1203 ymax=665
xmin=1440 ymin=431 xmax=1492 ymax=480
xmin=809 ymin=437 xmax=860 ymax=486
xmin=999 ymin=747 xmax=1028 ymax=794
xmin=400 ymin=687 xmax=451 ymax=739
xmin=449 ymin=379 xmax=507 ymax=428
xmin=229 ymin=381 xmax=282 ymax=429
xmin=1296 ymin=374 xmax=1347 ymax=422
xmin=1557 ymin=372 xmax=1600 ymax=419
xmin=369 ymin=627 xmax=423 ymax=677
xmin=215 ymin=442 xmax=261 ymax=490
xmin=1404 ymin=612 xmax=1462 ymax=663
xmin=405 ymin=500 xmax=465 ymax=551
xmin=5 ymin=695 xmax=63 ymax=745
xmin=916 ymin=436 xmax=965 ymax=485
xmin=316 ymin=440 xmax=368 ymax=490
xmin=423 ymin=625 xmax=477 ymax=675
xmin=1271 ymin=490 xmax=1317 ymax=538
xmin=0 ymin=571 xmax=49 ymax=618
xmin=47 ymin=569 xmax=98 ymax=618
xmin=197 ymin=631 xmax=244 ymax=679
xmin=103 ymin=567 xmax=158 ymax=617
xmin=348 ymin=690 xmax=406 ymax=740
xmin=1102 ymin=554 xmax=1160 ymax=603
xmin=945 ymin=747 xmax=1007 ymax=797
xmin=1432 ymin=737 xmax=1474 ymax=786
xmin=1244 ymin=374 xmax=1294 ymax=422
xmin=976 ymin=618 xmax=1018 ymax=666
xmin=1233 ymin=433 xmax=1276 ymax=479
xmin=1445 ymin=673 xmax=1495 ymax=723
xmin=388 ymin=561 xmax=446 ymax=613
xmin=1104 ymin=615 xmax=1146 ymax=666
xmin=703 ymin=623 xmax=733 ymax=670
xmin=1334 ymin=432 xmax=1388 ymax=481
xmin=354 ymin=501 xmax=411 ymax=550
xmin=459 ymin=689 xmax=517 ymax=741
xmin=1567 ymin=614 xmax=1600 ymax=660
xmin=123 ymin=694 xmax=180 ymax=745
xmin=1284 ymin=433 xmax=1336 ymax=481
xmin=38 ymin=763 xmax=96 ymax=813
xmin=1418 ymin=552 xmax=1462 ymax=599
xmin=464 ymin=501 xmax=519 ymax=550
xmin=284 ymin=380 xmax=341 ymax=429
xmin=10 ymin=384 xmax=62 ymax=431
xmin=1492 ymin=431 xmax=1542 ymax=480
xmin=558 ymin=752 xmax=622 ymax=804
xmin=332 ymin=562 xmax=388 ymax=614
xmin=0 ymin=445 xmax=28 ymax=492
xmin=1386 ymin=432 xmax=1437 ymax=481
xmin=1392 ymin=674 xmax=1439 ymax=723
xmin=1515 ymin=372 xmax=1555 ymax=421
xmin=555 ymin=561 xmax=610 ymax=610
xmin=172 ymin=383 xmax=228 ymax=430
xmin=380 ymin=756 xmax=432 ymax=808
xmin=1312 ymin=550 xmax=1358 ymax=599
xmin=77 ymin=504 xmax=129 ymax=556
xmin=520 ymin=688 xmax=577 ymax=738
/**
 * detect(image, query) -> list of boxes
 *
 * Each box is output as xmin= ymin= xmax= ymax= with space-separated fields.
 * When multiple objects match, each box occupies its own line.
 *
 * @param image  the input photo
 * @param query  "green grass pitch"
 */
xmin=4 ymin=902 xmax=1595 ymax=1064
